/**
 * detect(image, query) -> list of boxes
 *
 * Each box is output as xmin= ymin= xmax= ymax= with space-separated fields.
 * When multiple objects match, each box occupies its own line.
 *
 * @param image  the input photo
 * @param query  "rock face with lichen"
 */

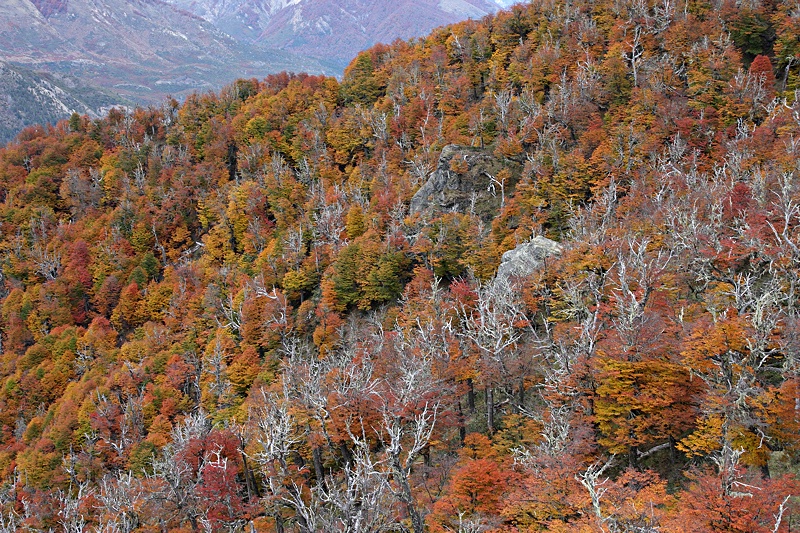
xmin=496 ymin=236 xmax=562 ymax=282
xmin=409 ymin=145 xmax=522 ymax=221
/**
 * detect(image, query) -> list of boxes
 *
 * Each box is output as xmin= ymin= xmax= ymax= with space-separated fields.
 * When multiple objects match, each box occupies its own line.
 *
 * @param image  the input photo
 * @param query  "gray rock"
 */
xmin=409 ymin=144 xmax=522 ymax=221
xmin=496 ymin=236 xmax=561 ymax=281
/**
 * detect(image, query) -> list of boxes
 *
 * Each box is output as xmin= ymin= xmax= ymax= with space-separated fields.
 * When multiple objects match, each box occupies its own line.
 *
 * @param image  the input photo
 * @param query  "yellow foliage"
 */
xmin=678 ymin=415 xmax=724 ymax=457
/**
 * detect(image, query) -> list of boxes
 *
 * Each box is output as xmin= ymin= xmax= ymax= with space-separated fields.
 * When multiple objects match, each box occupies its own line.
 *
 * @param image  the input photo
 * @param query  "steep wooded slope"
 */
xmin=1 ymin=0 xmax=800 ymax=530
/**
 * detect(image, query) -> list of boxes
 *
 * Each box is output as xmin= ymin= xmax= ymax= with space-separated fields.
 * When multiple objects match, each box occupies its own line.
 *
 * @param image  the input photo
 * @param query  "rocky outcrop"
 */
xmin=496 ymin=236 xmax=562 ymax=282
xmin=409 ymin=145 xmax=522 ymax=221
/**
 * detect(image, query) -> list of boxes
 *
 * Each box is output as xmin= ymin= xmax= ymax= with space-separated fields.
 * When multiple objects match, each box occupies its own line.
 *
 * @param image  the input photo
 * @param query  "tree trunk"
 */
xmin=669 ymin=435 xmax=677 ymax=468
xmin=486 ymin=385 xmax=494 ymax=434
xmin=312 ymin=445 xmax=325 ymax=485
xmin=340 ymin=442 xmax=353 ymax=467
xmin=467 ymin=378 xmax=475 ymax=413
xmin=458 ymin=401 xmax=466 ymax=445
xmin=240 ymin=450 xmax=260 ymax=499
xmin=629 ymin=445 xmax=639 ymax=469
xmin=393 ymin=457 xmax=424 ymax=533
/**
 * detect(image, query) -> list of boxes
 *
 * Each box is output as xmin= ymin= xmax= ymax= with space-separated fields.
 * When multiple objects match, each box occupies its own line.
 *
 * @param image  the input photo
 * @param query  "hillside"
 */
xmin=254 ymin=0 xmax=502 ymax=69
xmin=0 ymin=62 xmax=128 ymax=145
xmin=0 ymin=0 xmax=329 ymax=104
xmin=164 ymin=0 xmax=502 ymax=71
xmin=1 ymin=0 xmax=800 ymax=530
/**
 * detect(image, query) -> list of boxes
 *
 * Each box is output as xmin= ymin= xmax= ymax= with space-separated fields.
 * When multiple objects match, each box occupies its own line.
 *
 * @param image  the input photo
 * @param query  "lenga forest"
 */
xmin=2 ymin=0 xmax=800 ymax=531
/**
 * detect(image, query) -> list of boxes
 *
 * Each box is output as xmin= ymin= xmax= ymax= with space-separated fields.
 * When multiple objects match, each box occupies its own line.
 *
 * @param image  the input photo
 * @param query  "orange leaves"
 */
xmin=595 ymin=356 xmax=696 ymax=455
xmin=228 ymin=345 xmax=261 ymax=395
xmin=600 ymin=469 xmax=676 ymax=531
xmin=503 ymin=453 xmax=587 ymax=529
xmin=762 ymin=377 xmax=800 ymax=454
xmin=429 ymin=434 xmax=514 ymax=531
xmin=677 ymin=415 xmax=725 ymax=458
xmin=678 ymin=311 xmax=782 ymax=467
xmin=674 ymin=467 xmax=799 ymax=533
xmin=681 ymin=315 xmax=749 ymax=380
xmin=110 ymin=282 xmax=144 ymax=334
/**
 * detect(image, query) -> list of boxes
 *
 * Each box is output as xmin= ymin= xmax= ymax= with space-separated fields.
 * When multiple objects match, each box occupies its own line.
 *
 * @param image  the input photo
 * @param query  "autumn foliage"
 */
xmin=1 ymin=0 xmax=800 ymax=530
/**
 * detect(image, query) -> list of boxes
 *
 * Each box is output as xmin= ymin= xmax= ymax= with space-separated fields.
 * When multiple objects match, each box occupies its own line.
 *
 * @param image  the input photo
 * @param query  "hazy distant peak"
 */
xmin=254 ymin=0 xmax=502 ymax=70
xmin=437 ymin=0 xmax=496 ymax=17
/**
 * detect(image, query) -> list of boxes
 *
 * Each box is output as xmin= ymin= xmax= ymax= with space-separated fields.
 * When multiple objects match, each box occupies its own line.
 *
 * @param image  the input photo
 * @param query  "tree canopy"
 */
xmin=1 ymin=0 xmax=800 ymax=530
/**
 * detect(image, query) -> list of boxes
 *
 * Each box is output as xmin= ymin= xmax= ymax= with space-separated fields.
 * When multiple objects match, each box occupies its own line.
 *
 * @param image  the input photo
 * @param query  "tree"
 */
xmin=429 ymin=434 xmax=510 ymax=532
xmin=671 ymin=445 xmax=798 ymax=533
xmin=459 ymin=277 xmax=531 ymax=433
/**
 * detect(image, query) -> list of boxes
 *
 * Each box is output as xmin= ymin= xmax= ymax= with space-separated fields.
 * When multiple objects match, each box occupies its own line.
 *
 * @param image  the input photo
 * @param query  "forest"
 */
xmin=1 ymin=0 xmax=800 ymax=530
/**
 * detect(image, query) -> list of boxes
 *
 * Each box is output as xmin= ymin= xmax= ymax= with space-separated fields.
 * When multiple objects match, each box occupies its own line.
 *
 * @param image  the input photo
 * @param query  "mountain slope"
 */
xmin=0 ymin=0 xmax=329 ymax=104
xmin=166 ymin=0 xmax=502 ymax=71
xmin=1 ymin=0 xmax=799 ymax=530
xmin=164 ymin=0 xmax=301 ymax=41
xmin=258 ymin=0 xmax=502 ymax=69
xmin=0 ymin=61 xmax=127 ymax=144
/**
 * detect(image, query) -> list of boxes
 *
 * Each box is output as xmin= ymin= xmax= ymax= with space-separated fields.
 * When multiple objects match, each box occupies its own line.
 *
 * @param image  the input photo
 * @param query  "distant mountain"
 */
xmin=166 ymin=0 xmax=503 ymax=71
xmin=165 ymin=0 xmax=301 ymax=41
xmin=0 ymin=0 xmax=509 ymax=142
xmin=0 ymin=61 xmax=127 ymax=144
xmin=0 ymin=0 xmax=330 ymax=105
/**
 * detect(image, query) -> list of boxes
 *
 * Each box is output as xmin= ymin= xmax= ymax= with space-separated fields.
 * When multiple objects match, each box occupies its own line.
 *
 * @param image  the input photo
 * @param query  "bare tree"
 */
xmin=623 ymin=25 xmax=644 ymax=86
xmin=56 ymin=482 xmax=91 ymax=533
xmin=577 ymin=458 xmax=614 ymax=532
xmin=249 ymin=386 xmax=305 ymax=533
xmin=96 ymin=471 xmax=146 ymax=533
xmin=295 ymin=444 xmax=399 ymax=533
xmin=492 ymin=89 xmax=514 ymax=134
xmin=373 ymin=326 xmax=449 ymax=533
xmin=148 ymin=410 xmax=213 ymax=532
xmin=459 ymin=278 xmax=530 ymax=432
xmin=29 ymin=212 xmax=62 ymax=281
xmin=0 ymin=510 xmax=19 ymax=533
